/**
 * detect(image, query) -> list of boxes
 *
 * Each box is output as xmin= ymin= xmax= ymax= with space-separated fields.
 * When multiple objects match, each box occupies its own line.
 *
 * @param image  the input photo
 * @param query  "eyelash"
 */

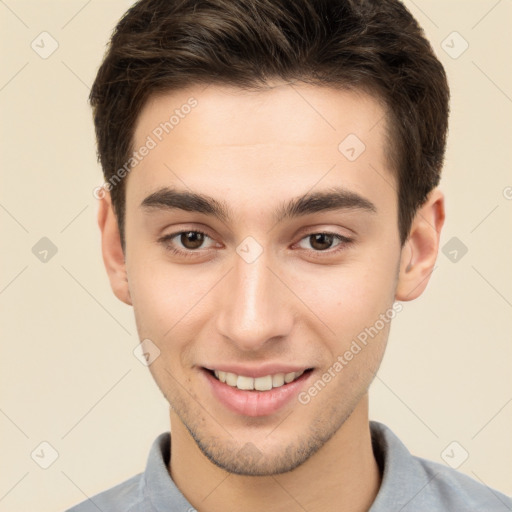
xmin=295 ymin=232 xmax=354 ymax=259
xmin=158 ymin=230 xmax=353 ymax=259
xmin=159 ymin=230 xmax=213 ymax=259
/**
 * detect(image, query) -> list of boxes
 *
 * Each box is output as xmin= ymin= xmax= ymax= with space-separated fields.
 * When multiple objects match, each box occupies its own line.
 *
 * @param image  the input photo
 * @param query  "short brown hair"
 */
xmin=90 ymin=0 xmax=449 ymax=246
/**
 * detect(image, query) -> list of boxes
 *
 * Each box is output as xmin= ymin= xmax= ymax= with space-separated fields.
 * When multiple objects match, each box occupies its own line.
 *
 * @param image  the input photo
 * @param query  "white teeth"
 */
xmin=284 ymin=372 xmax=296 ymax=383
xmin=272 ymin=373 xmax=285 ymax=387
xmin=226 ymin=372 xmax=238 ymax=386
xmin=212 ymin=369 xmax=306 ymax=390
xmin=254 ymin=375 xmax=273 ymax=391
xmin=237 ymin=375 xmax=254 ymax=390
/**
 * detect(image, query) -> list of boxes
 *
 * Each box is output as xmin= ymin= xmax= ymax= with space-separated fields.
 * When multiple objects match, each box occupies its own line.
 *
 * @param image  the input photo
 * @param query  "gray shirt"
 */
xmin=66 ymin=421 xmax=511 ymax=511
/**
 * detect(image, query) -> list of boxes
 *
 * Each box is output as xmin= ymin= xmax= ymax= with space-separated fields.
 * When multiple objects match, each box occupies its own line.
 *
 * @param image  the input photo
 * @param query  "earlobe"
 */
xmin=97 ymin=193 xmax=132 ymax=305
xmin=395 ymin=188 xmax=445 ymax=301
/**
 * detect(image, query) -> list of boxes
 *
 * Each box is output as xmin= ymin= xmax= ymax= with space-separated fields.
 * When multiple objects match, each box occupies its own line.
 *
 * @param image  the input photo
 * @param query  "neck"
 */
xmin=169 ymin=395 xmax=380 ymax=512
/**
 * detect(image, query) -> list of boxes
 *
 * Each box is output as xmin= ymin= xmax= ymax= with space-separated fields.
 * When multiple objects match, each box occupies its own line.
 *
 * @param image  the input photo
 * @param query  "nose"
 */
xmin=215 ymin=249 xmax=294 ymax=352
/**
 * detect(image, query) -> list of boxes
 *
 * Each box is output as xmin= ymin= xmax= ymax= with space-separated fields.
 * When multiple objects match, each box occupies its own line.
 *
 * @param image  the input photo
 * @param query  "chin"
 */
xmin=183 ymin=407 xmax=353 ymax=476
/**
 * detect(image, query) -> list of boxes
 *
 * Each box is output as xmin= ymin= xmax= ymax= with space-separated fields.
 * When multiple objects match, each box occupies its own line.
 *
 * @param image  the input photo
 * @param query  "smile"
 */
xmin=212 ymin=369 xmax=306 ymax=391
xmin=203 ymin=367 xmax=314 ymax=416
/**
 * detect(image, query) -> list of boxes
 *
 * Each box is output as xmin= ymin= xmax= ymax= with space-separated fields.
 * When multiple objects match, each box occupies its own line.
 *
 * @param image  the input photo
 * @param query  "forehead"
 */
xmin=127 ymin=82 xmax=395 ymax=217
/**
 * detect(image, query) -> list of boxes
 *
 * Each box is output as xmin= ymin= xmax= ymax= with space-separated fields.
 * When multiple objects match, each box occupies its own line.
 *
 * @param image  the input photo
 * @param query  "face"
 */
xmin=122 ymin=82 xmax=403 ymax=475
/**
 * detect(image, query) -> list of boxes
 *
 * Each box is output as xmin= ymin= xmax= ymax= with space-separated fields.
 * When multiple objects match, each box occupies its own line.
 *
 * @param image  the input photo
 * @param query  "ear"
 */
xmin=97 ymin=192 xmax=132 ymax=305
xmin=395 ymin=188 xmax=445 ymax=301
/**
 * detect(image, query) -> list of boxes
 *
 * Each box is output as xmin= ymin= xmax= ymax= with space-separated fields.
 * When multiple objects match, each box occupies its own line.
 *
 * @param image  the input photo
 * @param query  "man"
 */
xmin=68 ymin=0 xmax=511 ymax=510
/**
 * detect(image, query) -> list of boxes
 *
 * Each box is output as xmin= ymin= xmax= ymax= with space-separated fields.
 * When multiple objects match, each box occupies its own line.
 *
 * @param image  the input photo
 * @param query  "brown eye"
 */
xmin=295 ymin=232 xmax=353 ymax=256
xmin=159 ymin=229 xmax=217 ymax=257
xmin=180 ymin=231 xmax=205 ymax=249
xmin=308 ymin=233 xmax=335 ymax=251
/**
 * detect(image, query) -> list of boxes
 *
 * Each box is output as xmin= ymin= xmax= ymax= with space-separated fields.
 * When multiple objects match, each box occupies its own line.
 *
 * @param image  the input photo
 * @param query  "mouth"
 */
xmin=202 ymin=367 xmax=314 ymax=417
xmin=206 ymin=368 xmax=312 ymax=391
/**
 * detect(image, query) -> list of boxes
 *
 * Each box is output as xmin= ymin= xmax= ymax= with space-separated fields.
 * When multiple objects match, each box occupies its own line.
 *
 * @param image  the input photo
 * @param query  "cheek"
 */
xmin=128 ymin=264 xmax=201 ymax=389
xmin=290 ymin=253 xmax=399 ymax=337
xmin=125 ymin=247 xmax=175 ymax=340
xmin=126 ymin=254 xmax=220 ymax=346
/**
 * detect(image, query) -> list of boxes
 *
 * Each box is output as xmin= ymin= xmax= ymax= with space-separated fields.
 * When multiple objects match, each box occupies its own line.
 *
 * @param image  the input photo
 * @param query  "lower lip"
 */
xmin=203 ymin=369 xmax=312 ymax=417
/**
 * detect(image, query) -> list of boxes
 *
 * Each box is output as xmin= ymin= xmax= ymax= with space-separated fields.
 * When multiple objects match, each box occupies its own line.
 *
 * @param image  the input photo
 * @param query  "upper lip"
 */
xmin=202 ymin=364 xmax=312 ymax=378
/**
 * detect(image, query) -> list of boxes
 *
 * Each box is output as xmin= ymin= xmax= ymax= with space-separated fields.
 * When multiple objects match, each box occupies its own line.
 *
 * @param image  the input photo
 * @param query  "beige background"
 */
xmin=0 ymin=1 xmax=511 ymax=510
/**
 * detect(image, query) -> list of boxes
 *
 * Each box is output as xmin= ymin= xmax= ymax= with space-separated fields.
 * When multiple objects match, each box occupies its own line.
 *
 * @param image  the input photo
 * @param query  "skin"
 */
xmin=99 ymin=82 xmax=445 ymax=512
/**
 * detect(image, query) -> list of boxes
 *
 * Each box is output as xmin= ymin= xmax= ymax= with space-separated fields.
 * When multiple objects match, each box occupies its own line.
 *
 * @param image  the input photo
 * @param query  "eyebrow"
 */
xmin=140 ymin=186 xmax=377 ymax=223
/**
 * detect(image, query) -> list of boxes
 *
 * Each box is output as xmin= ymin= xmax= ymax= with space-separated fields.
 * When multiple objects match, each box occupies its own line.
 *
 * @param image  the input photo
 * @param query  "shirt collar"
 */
xmin=142 ymin=432 xmax=194 ymax=512
xmin=141 ymin=421 xmax=429 ymax=511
